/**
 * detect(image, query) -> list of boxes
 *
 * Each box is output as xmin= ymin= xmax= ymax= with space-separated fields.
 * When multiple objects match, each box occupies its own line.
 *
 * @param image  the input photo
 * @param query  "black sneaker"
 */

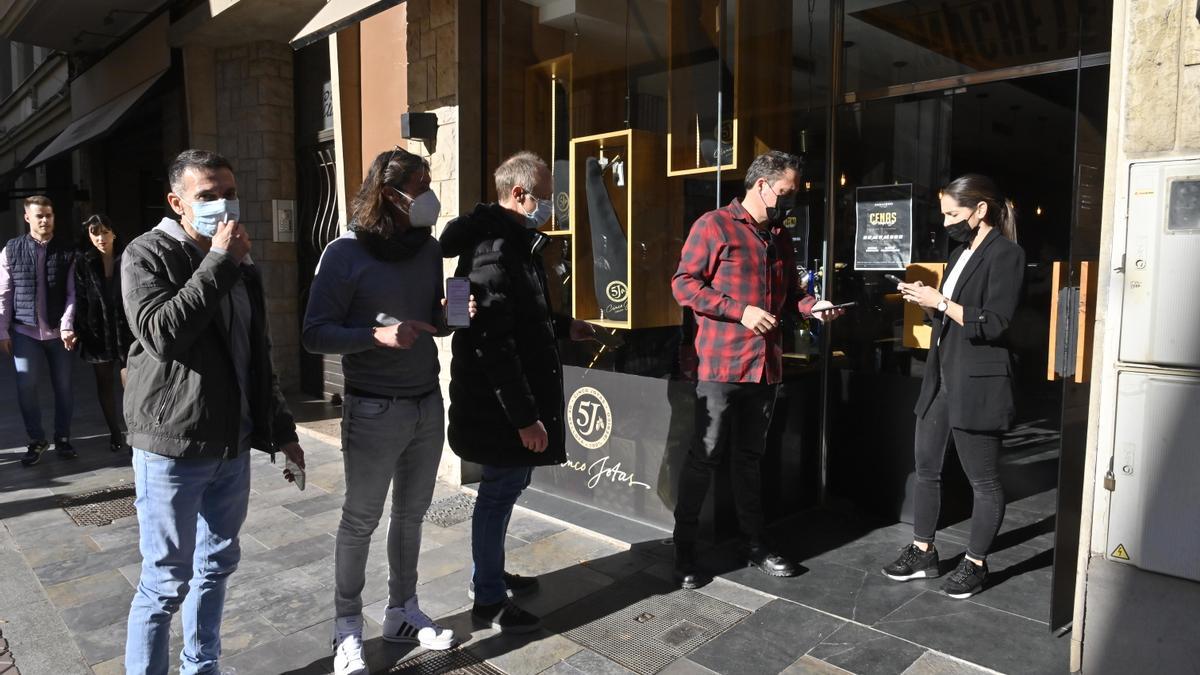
xmin=471 ymin=599 xmax=541 ymax=634
xmin=55 ymin=437 xmax=77 ymax=460
xmin=20 ymin=440 xmax=49 ymax=467
xmin=942 ymin=557 xmax=988 ymax=599
xmin=882 ymin=544 xmax=940 ymax=581
xmin=467 ymin=572 xmax=540 ymax=600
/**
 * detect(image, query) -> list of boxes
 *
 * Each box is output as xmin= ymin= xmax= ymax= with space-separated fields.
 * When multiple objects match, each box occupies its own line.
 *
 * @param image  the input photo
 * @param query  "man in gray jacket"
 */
xmin=122 ymin=149 xmax=305 ymax=675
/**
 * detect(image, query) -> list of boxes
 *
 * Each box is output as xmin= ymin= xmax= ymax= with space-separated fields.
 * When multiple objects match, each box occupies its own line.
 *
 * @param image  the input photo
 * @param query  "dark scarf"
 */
xmin=352 ymin=222 xmax=432 ymax=262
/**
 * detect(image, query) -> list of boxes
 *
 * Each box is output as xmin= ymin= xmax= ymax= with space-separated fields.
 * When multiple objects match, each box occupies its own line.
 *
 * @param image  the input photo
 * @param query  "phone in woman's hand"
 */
xmin=883 ymin=273 xmax=904 ymax=287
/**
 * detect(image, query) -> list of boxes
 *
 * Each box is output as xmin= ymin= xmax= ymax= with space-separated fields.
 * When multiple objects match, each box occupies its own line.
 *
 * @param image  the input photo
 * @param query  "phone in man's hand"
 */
xmin=883 ymin=273 xmax=904 ymax=286
xmin=446 ymin=277 xmax=471 ymax=328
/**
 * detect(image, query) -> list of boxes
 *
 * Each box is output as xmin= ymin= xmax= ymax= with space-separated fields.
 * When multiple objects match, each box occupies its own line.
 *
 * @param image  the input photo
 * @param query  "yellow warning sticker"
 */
xmin=1111 ymin=544 xmax=1130 ymax=560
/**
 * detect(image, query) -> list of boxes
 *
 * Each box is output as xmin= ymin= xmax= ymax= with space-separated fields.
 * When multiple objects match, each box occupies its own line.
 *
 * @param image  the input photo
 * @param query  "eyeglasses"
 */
xmin=756 ymin=228 xmax=777 ymax=262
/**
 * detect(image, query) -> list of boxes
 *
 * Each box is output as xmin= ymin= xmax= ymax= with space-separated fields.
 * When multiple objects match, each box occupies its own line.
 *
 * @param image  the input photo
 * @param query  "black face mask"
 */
xmin=945 ymin=216 xmax=976 ymax=243
xmin=763 ymin=186 xmax=796 ymax=225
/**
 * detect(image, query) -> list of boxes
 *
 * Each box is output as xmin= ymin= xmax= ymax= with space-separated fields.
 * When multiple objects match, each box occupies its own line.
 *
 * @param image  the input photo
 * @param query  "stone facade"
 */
xmin=1122 ymin=0 xmax=1200 ymax=154
xmin=213 ymin=42 xmax=301 ymax=391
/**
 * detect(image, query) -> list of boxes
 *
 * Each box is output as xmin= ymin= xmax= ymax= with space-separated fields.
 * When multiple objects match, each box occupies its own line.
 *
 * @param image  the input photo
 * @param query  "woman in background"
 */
xmin=74 ymin=214 xmax=133 ymax=453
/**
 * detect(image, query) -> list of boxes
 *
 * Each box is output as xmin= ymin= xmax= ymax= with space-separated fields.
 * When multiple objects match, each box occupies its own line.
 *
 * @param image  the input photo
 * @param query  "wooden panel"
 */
xmin=1048 ymin=260 xmax=1062 ymax=381
xmin=901 ymin=263 xmax=945 ymax=350
xmin=1074 ymin=259 xmax=1098 ymax=383
xmin=569 ymin=129 xmax=680 ymax=329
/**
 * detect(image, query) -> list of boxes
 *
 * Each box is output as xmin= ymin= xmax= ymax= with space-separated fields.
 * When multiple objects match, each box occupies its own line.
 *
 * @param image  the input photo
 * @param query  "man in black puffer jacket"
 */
xmin=440 ymin=151 xmax=594 ymax=634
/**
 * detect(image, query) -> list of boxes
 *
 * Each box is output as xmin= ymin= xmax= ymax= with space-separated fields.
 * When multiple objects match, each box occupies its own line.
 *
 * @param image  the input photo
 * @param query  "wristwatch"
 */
xmin=936 ymin=298 xmax=949 ymax=313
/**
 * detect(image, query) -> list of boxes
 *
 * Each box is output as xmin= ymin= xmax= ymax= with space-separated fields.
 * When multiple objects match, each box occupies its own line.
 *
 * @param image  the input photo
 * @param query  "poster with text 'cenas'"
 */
xmin=854 ymin=183 xmax=913 ymax=271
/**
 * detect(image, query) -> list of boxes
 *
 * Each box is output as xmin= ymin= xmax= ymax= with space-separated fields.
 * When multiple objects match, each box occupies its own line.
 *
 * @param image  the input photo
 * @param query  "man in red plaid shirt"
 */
xmin=670 ymin=150 xmax=842 ymax=589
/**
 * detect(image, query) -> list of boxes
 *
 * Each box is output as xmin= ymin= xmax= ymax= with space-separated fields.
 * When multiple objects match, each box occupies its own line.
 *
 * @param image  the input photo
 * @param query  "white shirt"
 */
xmin=937 ymin=247 xmax=974 ymax=346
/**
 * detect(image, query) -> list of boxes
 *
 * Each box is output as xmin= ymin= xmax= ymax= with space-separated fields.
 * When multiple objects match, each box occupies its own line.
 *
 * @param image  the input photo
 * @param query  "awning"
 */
xmin=26 ymin=70 xmax=164 ymax=168
xmin=290 ymin=0 xmax=401 ymax=49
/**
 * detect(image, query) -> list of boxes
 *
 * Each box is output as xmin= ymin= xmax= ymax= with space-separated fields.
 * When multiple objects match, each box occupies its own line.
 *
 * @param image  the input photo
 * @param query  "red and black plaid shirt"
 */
xmin=672 ymin=198 xmax=817 ymax=384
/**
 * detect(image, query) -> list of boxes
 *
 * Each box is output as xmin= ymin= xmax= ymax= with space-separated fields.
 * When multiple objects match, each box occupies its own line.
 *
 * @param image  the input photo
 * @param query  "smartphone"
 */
xmin=446 ymin=277 xmax=471 ymax=328
xmin=286 ymin=457 xmax=305 ymax=491
xmin=883 ymin=273 xmax=904 ymax=286
xmin=826 ymin=301 xmax=857 ymax=310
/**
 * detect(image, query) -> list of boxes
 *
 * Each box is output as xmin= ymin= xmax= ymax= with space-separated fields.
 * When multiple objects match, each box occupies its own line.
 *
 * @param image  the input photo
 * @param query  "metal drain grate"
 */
xmin=59 ymin=485 xmax=137 ymax=526
xmin=389 ymin=648 xmax=503 ymax=674
xmin=423 ymin=492 xmax=476 ymax=528
xmin=565 ymin=589 xmax=749 ymax=674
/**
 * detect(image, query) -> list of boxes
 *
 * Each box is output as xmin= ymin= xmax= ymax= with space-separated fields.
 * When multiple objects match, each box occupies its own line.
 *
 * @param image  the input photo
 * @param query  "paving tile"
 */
xmin=562 ymin=647 xmax=638 ymax=674
xmin=72 ymin=620 xmax=128 ymax=666
xmin=13 ymin=526 xmax=102 ymax=567
xmin=504 ymin=530 xmax=624 ymax=577
xmin=226 ymin=566 xmax=328 ymax=617
xmin=723 ymin=558 xmax=929 ymax=626
xmin=219 ymin=625 xmax=332 ymax=675
xmin=515 ymin=563 xmax=615 ymax=618
xmin=783 ymin=655 xmax=856 ymax=674
xmin=900 ymin=651 xmax=994 ymax=675
xmin=467 ymin=629 xmax=583 ymax=675
xmin=696 ymin=577 xmax=776 ymax=612
xmin=58 ymin=588 xmax=134 ymax=633
xmin=85 ymin=518 xmax=141 ymax=551
xmin=43 ymin=569 xmax=131 ymax=610
xmin=656 ymin=656 xmax=721 ymax=674
xmin=507 ymin=510 xmax=568 ymax=544
xmin=808 ymin=623 xmax=926 ymax=675
xmin=32 ymin=543 xmax=142 ymax=585
xmin=258 ymin=585 xmax=338 ymax=636
xmin=689 ymin=599 xmax=844 ymax=675
xmin=281 ymin=492 xmax=345 ymax=519
xmin=89 ymin=656 xmax=125 ymax=675
xmin=413 ymin=565 xmax=473 ymax=618
xmin=873 ymin=591 xmax=1068 ymax=675
xmin=414 ymin=539 xmax=473 ymax=581
xmin=578 ymin=547 xmax=660 ymax=582
xmin=218 ymin=611 xmax=286 ymax=657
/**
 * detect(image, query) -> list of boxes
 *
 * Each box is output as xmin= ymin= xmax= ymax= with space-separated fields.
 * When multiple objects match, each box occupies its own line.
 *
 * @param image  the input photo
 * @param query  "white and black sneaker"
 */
xmin=331 ymin=615 xmax=367 ymax=675
xmin=467 ymin=571 xmax=539 ymax=600
xmin=20 ymin=440 xmax=49 ymax=467
xmin=942 ymin=557 xmax=988 ymax=599
xmin=471 ymin=599 xmax=541 ymax=634
xmin=882 ymin=543 xmax=940 ymax=581
xmin=382 ymin=596 xmax=454 ymax=650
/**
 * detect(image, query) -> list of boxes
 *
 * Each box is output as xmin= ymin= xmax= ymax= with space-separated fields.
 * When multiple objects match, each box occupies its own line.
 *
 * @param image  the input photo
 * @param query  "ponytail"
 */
xmin=942 ymin=173 xmax=1018 ymax=244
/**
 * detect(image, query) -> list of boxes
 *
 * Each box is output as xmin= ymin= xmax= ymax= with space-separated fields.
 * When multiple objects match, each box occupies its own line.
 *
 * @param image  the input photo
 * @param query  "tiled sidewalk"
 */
xmin=0 ymin=359 xmax=1053 ymax=674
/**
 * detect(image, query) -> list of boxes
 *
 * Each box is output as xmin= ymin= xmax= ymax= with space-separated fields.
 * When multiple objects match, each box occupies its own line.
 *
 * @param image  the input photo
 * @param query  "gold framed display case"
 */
xmin=667 ymin=0 xmax=793 ymax=178
xmin=569 ymin=129 xmax=682 ymax=329
xmin=525 ymin=54 xmax=573 ymax=231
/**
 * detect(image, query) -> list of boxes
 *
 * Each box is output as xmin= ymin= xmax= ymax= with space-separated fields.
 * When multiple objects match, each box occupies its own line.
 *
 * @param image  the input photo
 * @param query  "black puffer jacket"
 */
xmin=74 ymin=250 xmax=134 ymax=365
xmin=440 ymin=203 xmax=572 ymax=467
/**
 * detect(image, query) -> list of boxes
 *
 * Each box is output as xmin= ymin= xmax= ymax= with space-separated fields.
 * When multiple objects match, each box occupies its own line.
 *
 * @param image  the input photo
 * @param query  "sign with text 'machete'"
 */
xmin=854 ymin=183 xmax=913 ymax=271
xmin=531 ymin=367 xmax=696 ymax=530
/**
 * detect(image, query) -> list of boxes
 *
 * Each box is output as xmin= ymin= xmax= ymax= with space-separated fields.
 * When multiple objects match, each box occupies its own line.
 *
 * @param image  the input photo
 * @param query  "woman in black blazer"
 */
xmin=74 ymin=214 xmax=133 ymax=453
xmin=881 ymin=174 xmax=1025 ymax=599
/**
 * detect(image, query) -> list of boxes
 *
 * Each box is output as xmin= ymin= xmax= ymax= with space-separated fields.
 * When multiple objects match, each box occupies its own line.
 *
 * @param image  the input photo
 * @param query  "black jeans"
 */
xmin=912 ymin=383 xmax=1005 ymax=559
xmin=674 ymin=381 xmax=778 ymax=547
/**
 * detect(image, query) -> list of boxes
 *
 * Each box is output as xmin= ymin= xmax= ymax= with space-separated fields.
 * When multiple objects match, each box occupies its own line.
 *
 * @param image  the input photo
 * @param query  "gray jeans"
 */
xmin=335 ymin=390 xmax=443 ymax=618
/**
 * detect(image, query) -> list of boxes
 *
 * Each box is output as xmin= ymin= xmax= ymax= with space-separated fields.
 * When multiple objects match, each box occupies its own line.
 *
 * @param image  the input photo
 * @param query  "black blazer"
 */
xmin=914 ymin=228 xmax=1025 ymax=431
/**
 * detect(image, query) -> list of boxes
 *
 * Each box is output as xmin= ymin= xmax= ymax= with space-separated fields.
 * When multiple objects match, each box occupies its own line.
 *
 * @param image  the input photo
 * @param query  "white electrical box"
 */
xmin=1106 ymin=371 xmax=1200 ymax=581
xmin=1120 ymin=160 xmax=1200 ymax=368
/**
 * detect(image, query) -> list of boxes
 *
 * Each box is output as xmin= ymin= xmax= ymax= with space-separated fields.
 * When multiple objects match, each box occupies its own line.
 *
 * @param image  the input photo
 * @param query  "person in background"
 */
xmin=0 ymin=195 xmax=78 ymax=465
xmin=74 ymin=214 xmax=134 ymax=453
xmin=303 ymin=146 xmax=464 ymax=675
xmin=670 ymin=150 xmax=843 ymax=589
xmin=439 ymin=151 xmax=596 ymax=634
xmin=883 ymin=173 xmax=1024 ymax=599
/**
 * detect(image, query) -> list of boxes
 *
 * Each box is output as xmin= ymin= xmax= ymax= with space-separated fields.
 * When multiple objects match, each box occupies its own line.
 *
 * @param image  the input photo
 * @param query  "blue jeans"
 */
xmin=471 ymin=465 xmax=533 ymax=605
xmin=125 ymin=449 xmax=251 ymax=675
xmin=11 ymin=331 xmax=73 ymax=440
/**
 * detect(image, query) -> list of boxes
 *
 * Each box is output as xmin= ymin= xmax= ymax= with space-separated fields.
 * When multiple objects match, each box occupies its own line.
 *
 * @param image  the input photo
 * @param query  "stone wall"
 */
xmin=213 ymin=42 xmax=301 ymax=391
xmin=406 ymin=0 xmax=458 ymax=112
xmin=1122 ymin=0 xmax=1200 ymax=154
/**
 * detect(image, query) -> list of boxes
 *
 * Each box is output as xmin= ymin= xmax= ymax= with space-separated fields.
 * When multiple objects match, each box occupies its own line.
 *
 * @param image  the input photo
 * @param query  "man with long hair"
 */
xmin=304 ymin=146 xmax=462 ymax=675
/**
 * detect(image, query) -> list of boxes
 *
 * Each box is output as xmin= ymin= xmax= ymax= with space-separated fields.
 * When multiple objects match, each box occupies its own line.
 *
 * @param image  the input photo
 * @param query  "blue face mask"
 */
xmin=189 ymin=198 xmax=239 ymax=238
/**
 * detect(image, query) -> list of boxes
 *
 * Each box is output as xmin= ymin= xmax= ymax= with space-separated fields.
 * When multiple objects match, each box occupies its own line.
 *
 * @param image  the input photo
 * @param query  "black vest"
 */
xmin=4 ymin=234 xmax=72 ymax=328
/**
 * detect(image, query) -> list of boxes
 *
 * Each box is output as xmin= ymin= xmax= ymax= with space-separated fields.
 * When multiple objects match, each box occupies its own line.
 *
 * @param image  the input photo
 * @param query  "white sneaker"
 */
xmin=382 ymin=596 xmax=455 ymax=650
xmin=332 ymin=615 xmax=368 ymax=675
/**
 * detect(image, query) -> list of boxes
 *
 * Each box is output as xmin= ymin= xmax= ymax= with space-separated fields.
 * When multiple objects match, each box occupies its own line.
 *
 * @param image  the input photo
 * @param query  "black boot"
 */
xmin=746 ymin=542 xmax=797 ymax=577
xmin=674 ymin=542 xmax=703 ymax=590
